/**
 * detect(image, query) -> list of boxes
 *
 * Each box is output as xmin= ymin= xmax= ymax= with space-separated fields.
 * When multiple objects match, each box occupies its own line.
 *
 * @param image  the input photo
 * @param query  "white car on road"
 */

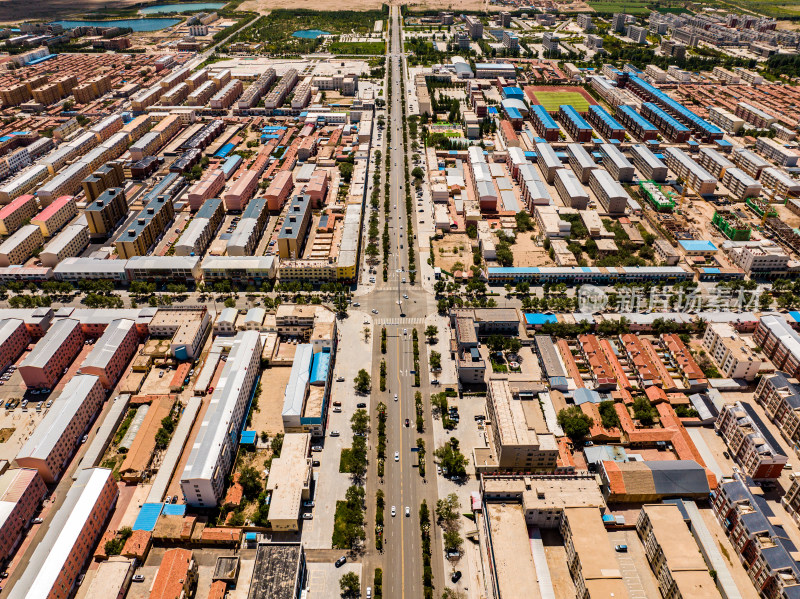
xmin=391 ymin=506 xmax=396 ymax=517
xmin=395 ymin=451 xmax=400 ymax=461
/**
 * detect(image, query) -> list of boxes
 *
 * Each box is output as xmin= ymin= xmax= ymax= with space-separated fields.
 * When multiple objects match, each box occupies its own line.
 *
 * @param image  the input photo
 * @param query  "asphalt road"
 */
xmin=356 ymin=8 xmax=443 ymax=599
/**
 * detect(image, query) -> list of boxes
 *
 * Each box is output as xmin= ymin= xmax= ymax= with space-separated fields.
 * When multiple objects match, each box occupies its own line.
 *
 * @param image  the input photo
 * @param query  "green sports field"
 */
xmin=531 ymin=91 xmax=592 ymax=113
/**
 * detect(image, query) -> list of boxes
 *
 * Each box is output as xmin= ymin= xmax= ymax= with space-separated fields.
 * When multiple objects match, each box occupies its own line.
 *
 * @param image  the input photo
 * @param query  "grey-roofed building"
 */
xmin=40 ymin=224 xmax=90 ymax=268
xmin=124 ymin=255 xmax=201 ymax=283
xmin=554 ymin=168 xmax=589 ymax=210
xmin=533 ymin=335 xmax=568 ymax=390
xmin=566 ymin=143 xmax=597 ymax=184
xmin=246 ymin=543 xmax=306 ymax=599
xmin=600 ymin=143 xmax=635 ymax=182
xmin=53 ymin=257 xmax=129 ymax=283
xmin=277 ymin=195 xmax=311 ymax=260
xmin=78 ymin=318 xmax=138 ymax=389
xmin=589 ymin=169 xmax=629 ymax=214
xmin=265 ymin=433 xmax=311 ymax=531
xmin=755 ymin=370 xmax=800 ymax=449
xmin=227 ymin=198 xmax=268 ymax=256
xmin=201 ymin=256 xmax=277 ymax=285
xmin=15 ymin=375 xmax=104 ymax=482
xmin=713 ymin=472 xmax=800 ymax=598
xmin=181 ymin=330 xmax=261 ymax=507
xmin=630 ymin=144 xmax=667 ymax=182
xmin=599 ymin=460 xmax=711 ymax=502
xmin=19 ymin=317 xmax=83 ymax=389
xmin=716 ymin=401 xmax=787 ymax=480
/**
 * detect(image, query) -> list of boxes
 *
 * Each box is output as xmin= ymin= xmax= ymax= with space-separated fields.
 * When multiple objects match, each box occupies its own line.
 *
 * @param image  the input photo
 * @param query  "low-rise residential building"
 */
xmin=19 ymin=317 xmax=83 ymax=389
xmin=31 ymin=194 xmax=77 ymax=237
xmin=150 ymin=549 xmax=198 ymax=599
xmin=78 ymin=318 xmax=138 ymax=389
xmin=481 ymin=377 xmax=558 ymax=472
xmin=754 ymin=314 xmax=800 ymax=379
xmin=713 ymin=472 xmax=800 ymax=598
xmin=561 ymin=507 xmax=630 ymax=599
xmin=40 ymin=224 xmax=90 ymax=268
xmin=7 ymin=468 xmax=118 ymax=599
xmin=635 ymin=504 xmax=719 ymax=599
xmin=702 ymin=322 xmax=761 ymax=380
xmin=181 ymin=331 xmax=261 ymax=506
xmin=716 ymin=401 xmax=787 ymax=480
xmin=755 ymin=371 xmax=800 ymax=449
xmin=15 ymin=375 xmax=104 ymax=482
xmin=0 ymin=468 xmax=46 ymax=564
xmin=0 ymin=223 xmax=43 ymax=266
xmin=0 ymin=194 xmax=37 ymax=236
xmin=0 ymin=318 xmax=29 ymax=371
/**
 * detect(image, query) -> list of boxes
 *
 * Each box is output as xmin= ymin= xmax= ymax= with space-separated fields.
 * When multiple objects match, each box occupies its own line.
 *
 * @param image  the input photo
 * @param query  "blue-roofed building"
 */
xmin=573 ymin=387 xmax=602 ymax=405
xmin=587 ymin=105 xmax=625 ymax=141
xmin=715 ymin=138 xmax=733 ymax=152
xmin=627 ymin=75 xmax=723 ymax=142
xmin=240 ymin=430 xmax=257 ymax=444
xmin=221 ymin=154 xmax=242 ymax=180
xmin=678 ymin=239 xmax=718 ymax=255
xmin=531 ymin=104 xmax=560 ymax=141
xmin=162 ymin=503 xmax=186 ymax=516
xmin=713 ymin=472 xmax=800 ymax=597
xmin=524 ymin=313 xmax=558 ymax=328
xmin=640 ymin=102 xmax=691 ymax=143
xmin=502 ymin=86 xmax=524 ymax=101
xmin=559 ymin=105 xmax=593 ymax=142
xmin=282 ymin=344 xmax=332 ymax=436
xmin=615 ymin=105 xmax=658 ymax=141
xmin=214 ymin=142 xmax=235 ymax=158
xmin=310 ymin=349 xmax=331 ymax=386
xmin=487 ymin=266 xmax=692 ymax=284
xmin=133 ymin=503 xmax=164 ymax=531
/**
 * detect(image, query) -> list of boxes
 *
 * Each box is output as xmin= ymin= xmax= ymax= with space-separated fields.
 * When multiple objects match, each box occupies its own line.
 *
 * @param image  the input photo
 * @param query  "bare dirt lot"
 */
xmin=432 ymin=233 xmax=474 ymax=273
xmin=511 ymin=233 xmax=554 ymax=267
xmin=250 ymin=366 xmax=293 ymax=436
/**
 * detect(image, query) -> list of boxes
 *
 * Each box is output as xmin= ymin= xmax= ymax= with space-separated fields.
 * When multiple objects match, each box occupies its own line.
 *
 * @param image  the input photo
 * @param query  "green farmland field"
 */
xmin=587 ymin=0 xmax=652 ymax=13
xmin=531 ymin=91 xmax=592 ymax=112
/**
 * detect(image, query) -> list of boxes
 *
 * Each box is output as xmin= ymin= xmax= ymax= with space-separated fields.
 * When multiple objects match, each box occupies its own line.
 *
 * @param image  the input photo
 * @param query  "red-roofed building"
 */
xmin=580 ymin=402 xmax=622 ymax=442
xmin=0 ymin=468 xmax=46 ymax=562
xmin=31 ymin=195 xmax=77 ymax=237
xmin=122 ymin=529 xmax=152 ymax=562
xmin=0 ymin=194 xmax=37 ymax=236
xmin=661 ymin=333 xmax=708 ymax=391
xmin=207 ymin=581 xmax=227 ymax=599
xmin=150 ymin=548 xmax=197 ymax=599
xmin=578 ymin=335 xmax=616 ymax=389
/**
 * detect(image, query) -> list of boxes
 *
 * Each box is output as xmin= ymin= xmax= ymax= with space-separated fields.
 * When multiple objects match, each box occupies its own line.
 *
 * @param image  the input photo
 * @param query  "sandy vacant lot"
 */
xmin=512 ymin=233 xmax=553 ymax=267
xmin=432 ymin=233 xmax=474 ymax=273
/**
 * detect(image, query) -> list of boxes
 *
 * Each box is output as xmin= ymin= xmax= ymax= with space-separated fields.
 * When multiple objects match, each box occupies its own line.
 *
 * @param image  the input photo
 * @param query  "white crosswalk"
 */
xmin=374 ymin=317 xmax=425 ymax=325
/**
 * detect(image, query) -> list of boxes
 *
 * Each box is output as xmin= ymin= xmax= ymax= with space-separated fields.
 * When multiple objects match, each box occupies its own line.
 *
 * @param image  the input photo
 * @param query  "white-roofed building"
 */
xmin=15 ymin=375 xmax=104 ymax=482
xmin=7 ymin=468 xmax=118 ymax=599
xmin=265 ymin=433 xmax=311 ymax=531
xmin=78 ymin=318 xmax=138 ymax=389
xmin=39 ymin=224 xmax=90 ymax=268
xmin=53 ymin=257 xmax=128 ymax=283
xmin=282 ymin=344 xmax=313 ymax=432
xmin=0 ymin=468 xmax=47 ymax=564
xmin=180 ymin=330 xmax=261 ymax=506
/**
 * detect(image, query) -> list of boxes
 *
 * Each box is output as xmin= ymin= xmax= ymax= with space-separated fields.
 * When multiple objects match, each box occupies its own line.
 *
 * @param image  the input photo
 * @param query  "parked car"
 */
xmin=132 ymin=575 xmax=145 ymax=583
xmin=335 ymin=556 xmax=347 ymax=568
xmin=615 ymin=545 xmax=628 ymax=552
xmin=302 ymin=513 xmax=313 ymax=520
xmin=311 ymin=445 xmax=323 ymax=452
xmin=451 ymin=570 xmax=462 ymax=582
xmin=32 ymin=518 xmax=43 ymax=524
xmin=357 ymin=403 xmax=367 ymax=409
xmin=329 ymin=430 xmax=340 ymax=437
xmin=312 ymin=460 xmax=320 ymax=467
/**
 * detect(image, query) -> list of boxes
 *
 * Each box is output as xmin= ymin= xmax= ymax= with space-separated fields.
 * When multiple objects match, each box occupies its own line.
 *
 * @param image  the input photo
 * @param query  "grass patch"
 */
xmin=0 ymin=427 xmax=15 ymax=443
xmin=587 ymin=0 xmax=652 ymax=13
xmin=340 ymin=448 xmax=355 ymax=473
xmin=329 ymin=41 xmax=385 ymax=55
xmin=531 ymin=91 xmax=591 ymax=112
